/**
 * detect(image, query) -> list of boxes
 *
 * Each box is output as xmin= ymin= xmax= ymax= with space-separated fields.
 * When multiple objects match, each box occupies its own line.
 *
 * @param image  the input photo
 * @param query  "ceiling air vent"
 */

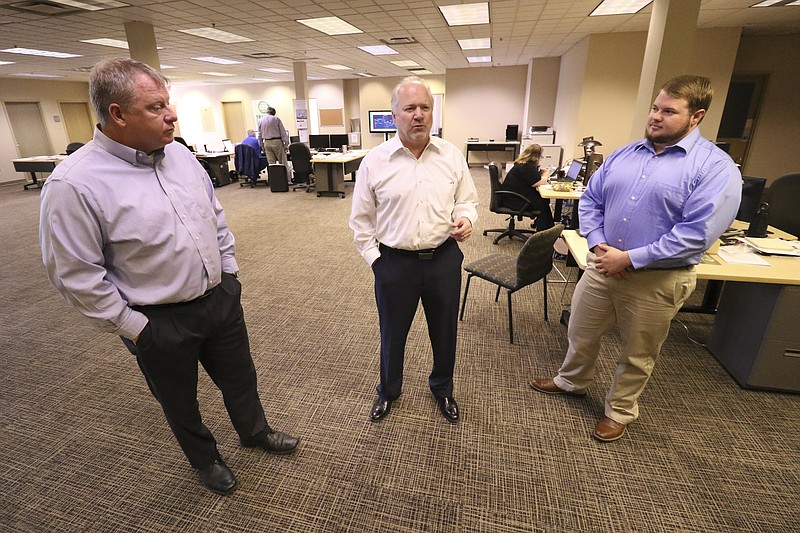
xmin=9 ymin=1 xmax=80 ymax=15
xmin=380 ymin=37 xmax=417 ymax=45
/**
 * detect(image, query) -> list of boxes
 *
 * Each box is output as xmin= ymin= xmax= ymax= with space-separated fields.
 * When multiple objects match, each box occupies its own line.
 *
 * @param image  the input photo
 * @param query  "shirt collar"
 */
xmin=387 ymin=133 xmax=442 ymax=158
xmin=93 ymin=125 xmax=165 ymax=167
xmin=635 ymin=126 xmax=702 ymax=156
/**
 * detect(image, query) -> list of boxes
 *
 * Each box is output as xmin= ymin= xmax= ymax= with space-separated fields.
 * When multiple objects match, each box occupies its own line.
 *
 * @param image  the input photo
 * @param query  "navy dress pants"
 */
xmin=373 ymin=239 xmax=464 ymax=401
xmin=125 ymin=273 xmax=270 ymax=469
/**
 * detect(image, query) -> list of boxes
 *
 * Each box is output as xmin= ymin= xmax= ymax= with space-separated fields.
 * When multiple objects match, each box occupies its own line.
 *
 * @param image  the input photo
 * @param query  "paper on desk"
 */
xmin=717 ymin=245 xmax=771 ymax=266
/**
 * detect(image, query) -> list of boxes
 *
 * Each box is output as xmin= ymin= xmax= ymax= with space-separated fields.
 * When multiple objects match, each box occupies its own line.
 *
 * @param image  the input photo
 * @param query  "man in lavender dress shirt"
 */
xmin=40 ymin=58 xmax=298 ymax=495
xmin=530 ymin=75 xmax=741 ymax=442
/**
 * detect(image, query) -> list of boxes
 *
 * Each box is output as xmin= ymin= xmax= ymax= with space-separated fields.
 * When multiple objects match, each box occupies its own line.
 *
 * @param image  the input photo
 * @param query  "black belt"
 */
xmin=379 ymin=238 xmax=455 ymax=260
xmin=626 ymin=265 xmax=694 ymax=272
xmin=132 ymin=285 xmax=216 ymax=310
xmin=265 ymin=137 xmax=282 ymax=140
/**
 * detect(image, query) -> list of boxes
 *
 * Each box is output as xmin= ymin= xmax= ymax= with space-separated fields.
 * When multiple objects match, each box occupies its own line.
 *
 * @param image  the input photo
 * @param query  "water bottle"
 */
xmin=746 ymin=202 xmax=769 ymax=238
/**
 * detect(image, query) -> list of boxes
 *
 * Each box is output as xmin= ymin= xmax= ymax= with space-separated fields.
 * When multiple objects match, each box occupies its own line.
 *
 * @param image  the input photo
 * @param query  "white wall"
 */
xmin=0 ymin=79 xmax=91 ymax=184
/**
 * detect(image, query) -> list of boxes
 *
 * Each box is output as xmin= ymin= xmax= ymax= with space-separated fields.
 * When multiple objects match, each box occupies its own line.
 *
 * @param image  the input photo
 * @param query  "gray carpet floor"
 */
xmin=1 ymin=166 xmax=798 ymax=532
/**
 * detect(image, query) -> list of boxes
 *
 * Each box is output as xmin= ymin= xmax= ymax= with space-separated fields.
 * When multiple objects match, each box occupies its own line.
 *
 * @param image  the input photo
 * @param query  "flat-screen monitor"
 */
xmin=221 ymin=138 xmax=234 ymax=152
xmin=565 ymin=160 xmax=584 ymax=181
xmin=737 ymin=176 xmax=767 ymax=222
xmin=329 ymin=133 xmax=349 ymax=149
xmin=309 ymin=134 xmax=330 ymax=150
xmin=290 ymin=135 xmax=300 ymax=144
xmin=368 ymin=110 xmax=396 ymax=133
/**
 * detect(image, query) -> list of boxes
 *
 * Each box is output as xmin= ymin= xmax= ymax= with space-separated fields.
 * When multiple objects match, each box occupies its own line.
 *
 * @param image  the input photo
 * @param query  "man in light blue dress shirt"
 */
xmin=531 ymin=75 xmax=741 ymax=442
xmin=40 ymin=58 xmax=299 ymax=495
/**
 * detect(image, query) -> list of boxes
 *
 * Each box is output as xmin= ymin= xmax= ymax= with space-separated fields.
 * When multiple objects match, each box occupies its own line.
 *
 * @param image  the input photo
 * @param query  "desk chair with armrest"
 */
xmin=65 ymin=142 xmax=84 ymax=155
xmin=235 ymin=143 xmax=266 ymax=187
xmin=289 ymin=142 xmax=315 ymax=192
xmin=764 ymin=172 xmax=800 ymax=238
xmin=460 ymin=224 xmax=564 ymax=343
xmin=482 ymin=162 xmax=542 ymax=245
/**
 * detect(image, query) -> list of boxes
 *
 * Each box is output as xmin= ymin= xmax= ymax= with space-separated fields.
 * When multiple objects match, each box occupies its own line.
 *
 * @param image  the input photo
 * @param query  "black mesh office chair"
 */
xmin=289 ymin=142 xmax=315 ymax=192
xmin=65 ymin=142 xmax=84 ymax=155
xmin=460 ymin=224 xmax=564 ymax=343
xmin=482 ymin=162 xmax=542 ymax=244
xmin=764 ymin=172 xmax=800 ymax=238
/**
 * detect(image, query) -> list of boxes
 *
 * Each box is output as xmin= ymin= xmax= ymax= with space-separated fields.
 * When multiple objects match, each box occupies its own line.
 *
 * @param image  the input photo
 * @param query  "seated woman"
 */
xmin=500 ymin=143 xmax=555 ymax=231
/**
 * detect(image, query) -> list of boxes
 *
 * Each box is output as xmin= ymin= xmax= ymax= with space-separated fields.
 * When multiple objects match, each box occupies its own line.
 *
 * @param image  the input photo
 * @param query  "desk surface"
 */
xmin=194 ymin=151 xmax=233 ymax=158
xmin=311 ymin=150 xmax=368 ymax=163
xmin=538 ymin=184 xmax=585 ymax=200
xmin=562 ymin=228 xmax=800 ymax=285
xmin=464 ymin=141 xmax=520 ymax=146
xmin=13 ymin=155 xmax=67 ymax=164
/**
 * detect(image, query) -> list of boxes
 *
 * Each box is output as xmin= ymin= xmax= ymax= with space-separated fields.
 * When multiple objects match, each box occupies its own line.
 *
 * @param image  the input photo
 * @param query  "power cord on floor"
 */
xmin=672 ymin=318 xmax=707 ymax=347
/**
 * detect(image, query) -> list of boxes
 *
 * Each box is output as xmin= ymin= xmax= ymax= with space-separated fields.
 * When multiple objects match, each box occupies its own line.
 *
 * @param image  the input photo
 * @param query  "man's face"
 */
xmin=645 ymin=90 xmax=703 ymax=147
xmin=392 ymin=83 xmax=432 ymax=148
xmin=118 ymin=73 xmax=177 ymax=154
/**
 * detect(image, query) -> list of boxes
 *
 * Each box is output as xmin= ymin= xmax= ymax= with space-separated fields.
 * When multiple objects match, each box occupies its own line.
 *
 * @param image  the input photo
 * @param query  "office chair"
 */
xmin=460 ymin=224 xmax=564 ymax=343
xmin=764 ymin=172 xmax=800 ymax=238
xmin=289 ymin=142 xmax=315 ymax=193
xmin=482 ymin=162 xmax=542 ymax=245
xmin=235 ymin=143 xmax=266 ymax=187
xmin=174 ymin=137 xmax=195 ymax=152
xmin=65 ymin=142 xmax=84 ymax=155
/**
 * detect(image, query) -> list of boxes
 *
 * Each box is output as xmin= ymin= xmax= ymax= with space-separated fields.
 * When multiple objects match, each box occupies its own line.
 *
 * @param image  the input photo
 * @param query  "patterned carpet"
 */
xmin=1 ymin=166 xmax=798 ymax=532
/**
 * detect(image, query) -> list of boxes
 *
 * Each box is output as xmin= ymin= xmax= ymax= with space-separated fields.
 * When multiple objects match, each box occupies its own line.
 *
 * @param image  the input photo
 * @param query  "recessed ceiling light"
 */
xmin=1 ymin=47 xmax=81 ymax=58
xmin=751 ymin=0 xmax=800 ymax=5
xmin=590 ymin=0 xmax=652 ymax=16
xmin=391 ymin=60 xmax=420 ymax=68
xmin=408 ymin=68 xmax=432 ymax=75
xmin=179 ymin=28 xmax=254 ymax=43
xmin=308 ymin=76 xmax=325 ymax=80
xmin=48 ymin=0 xmax=128 ymax=11
xmin=355 ymin=72 xmax=376 ymax=77
xmin=467 ymin=55 xmax=491 ymax=63
xmin=358 ymin=45 xmax=398 ymax=56
xmin=258 ymin=67 xmax=290 ymax=73
xmin=192 ymin=56 xmax=242 ymax=65
xmin=297 ymin=16 xmax=362 ymax=36
xmin=200 ymin=71 xmax=236 ymax=77
xmin=322 ymin=64 xmax=352 ymax=70
xmin=253 ymin=77 xmax=276 ymax=82
xmin=439 ymin=2 xmax=489 ymax=26
xmin=458 ymin=38 xmax=491 ymax=50
xmin=10 ymin=72 xmax=65 ymax=78
xmin=80 ymin=38 xmax=129 ymax=49
xmin=0 ymin=60 xmax=15 ymax=65
xmin=160 ymin=65 xmax=176 ymax=69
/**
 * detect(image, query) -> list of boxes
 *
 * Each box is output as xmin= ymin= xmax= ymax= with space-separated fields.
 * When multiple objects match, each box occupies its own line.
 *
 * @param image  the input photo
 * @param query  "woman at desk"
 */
xmin=500 ymin=143 xmax=555 ymax=231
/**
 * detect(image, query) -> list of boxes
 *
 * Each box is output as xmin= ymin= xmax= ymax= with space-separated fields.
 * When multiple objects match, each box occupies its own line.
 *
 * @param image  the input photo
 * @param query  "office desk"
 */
xmin=311 ymin=150 xmax=366 ymax=198
xmin=464 ymin=141 xmax=519 ymax=166
xmin=538 ymin=184 xmax=584 ymax=229
xmin=195 ymin=152 xmax=234 ymax=187
xmin=561 ymin=229 xmax=800 ymax=392
xmin=12 ymin=155 xmax=66 ymax=190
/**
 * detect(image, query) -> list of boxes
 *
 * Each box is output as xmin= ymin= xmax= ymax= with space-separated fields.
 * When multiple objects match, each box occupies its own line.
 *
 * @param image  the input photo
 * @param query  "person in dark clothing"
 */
xmin=500 ymin=143 xmax=555 ymax=231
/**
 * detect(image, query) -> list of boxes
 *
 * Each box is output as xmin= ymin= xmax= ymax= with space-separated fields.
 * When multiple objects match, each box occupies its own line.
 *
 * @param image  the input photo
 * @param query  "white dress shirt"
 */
xmin=349 ymin=135 xmax=478 ymax=266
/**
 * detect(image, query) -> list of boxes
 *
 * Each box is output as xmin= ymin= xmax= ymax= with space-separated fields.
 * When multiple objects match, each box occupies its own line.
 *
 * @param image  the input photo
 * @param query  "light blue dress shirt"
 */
xmin=579 ymin=127 xmax=742 ymax=269
xmin=40 ymin=127 xmax=239 ymax=340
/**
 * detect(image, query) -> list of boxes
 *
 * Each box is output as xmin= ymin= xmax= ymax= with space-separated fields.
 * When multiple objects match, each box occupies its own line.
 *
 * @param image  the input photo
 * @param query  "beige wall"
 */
xmin=553 ymin=37 xmax=590 ymax=163
xmin=1 ymin=79 xmax=91 ymax=184
xmin=733 ymin=33 xmax=800 ymax=183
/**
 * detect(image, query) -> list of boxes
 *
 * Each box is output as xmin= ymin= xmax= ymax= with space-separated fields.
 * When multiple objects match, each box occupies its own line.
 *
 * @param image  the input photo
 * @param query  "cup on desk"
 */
xmin=342 ymin=145 xmax=348 ymax=153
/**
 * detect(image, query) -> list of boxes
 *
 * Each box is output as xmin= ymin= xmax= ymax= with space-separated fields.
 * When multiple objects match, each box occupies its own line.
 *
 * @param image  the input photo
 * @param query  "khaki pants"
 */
xmin=554 ymin=253 xmax=696 ymax=425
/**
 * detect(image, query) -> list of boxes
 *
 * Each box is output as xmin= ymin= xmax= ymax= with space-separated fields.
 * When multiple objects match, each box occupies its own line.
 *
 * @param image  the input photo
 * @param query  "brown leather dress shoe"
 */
xmin=529 ymin=377 xmax=586 ymax=396
xmin=593 ymin=416 xmax=626 ymax=442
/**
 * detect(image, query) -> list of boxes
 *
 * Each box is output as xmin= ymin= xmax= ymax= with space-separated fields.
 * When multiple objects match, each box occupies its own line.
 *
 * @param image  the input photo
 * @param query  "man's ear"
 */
xmin=691 ymin=108 xmax=706 ymax=127
xmin=108 ymin=104 xmax=125 ymax=127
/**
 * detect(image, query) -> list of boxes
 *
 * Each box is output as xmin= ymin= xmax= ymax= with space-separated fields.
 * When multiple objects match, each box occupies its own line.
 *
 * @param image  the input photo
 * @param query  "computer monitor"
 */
xmin=565 ymin=160 xmax=584 ymax=181
xmin=221 ymin=138 xmax=234 ymax=152
xmin=368 ymin=110 xmax=396 ymax=133
xmin=737 ymin=176 xmax=767 ymax=222
xmin=309 ymin=134 xmax=330 ymax=151
xmin=290 ymin=135 xmax=300 ymax=144
xmin=329 ymin=133 xmax=349 ymax=149
xmin=505 ymin=124 xmax=519 ymax=142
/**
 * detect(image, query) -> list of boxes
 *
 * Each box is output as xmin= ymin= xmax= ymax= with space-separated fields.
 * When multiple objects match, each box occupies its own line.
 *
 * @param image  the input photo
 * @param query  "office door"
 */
xmin=60 ymin=102 xmax=94 ymax=144
xmin=5 ymin=101 xmax=53 ymax=157
xmin=222 ymin=101 xmax=245 ymax=143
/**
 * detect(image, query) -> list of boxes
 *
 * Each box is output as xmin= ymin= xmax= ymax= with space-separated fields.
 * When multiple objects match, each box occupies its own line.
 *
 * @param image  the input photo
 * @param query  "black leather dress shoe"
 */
xmin=369 ymin=397 xmax=392 ymax=422
xmin=437 ymin=396 xmax=459 ymax=423
xmin=241 ymin=431 xmax=299 ymax=454
xmin=197 ymin=458 xmax=237 ymax=495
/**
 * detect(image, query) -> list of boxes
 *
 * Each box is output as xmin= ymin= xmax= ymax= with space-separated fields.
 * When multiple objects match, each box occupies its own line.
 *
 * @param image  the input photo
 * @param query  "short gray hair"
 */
xmin=89 ymin=58 xmax=168 ymax=127
xmin=390 ymin=76 xmax=433 ymax=113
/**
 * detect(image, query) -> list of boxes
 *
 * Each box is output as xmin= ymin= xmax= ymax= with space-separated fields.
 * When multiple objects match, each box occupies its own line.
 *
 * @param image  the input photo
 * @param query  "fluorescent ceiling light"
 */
xmin=49 ymin=0 xmax=128 ymax=11
xmin=0 ymin=60 xmax=15 ymax=65
xmin=391 ymin=60 xmax=420 ymax=67
xmin=258 ymin=67 xmax=290 ymax=73
xmin=458 ymin=38 xmax=491 ymax=50
xmin=408 ymin=68 xmax=432 ymax=75
xmin=359 ymin=45 xmax=398 ymax=55
xmin=355 ymin=72 xmax=376 ymax=77
xmin=10 ymin=72 xmax=65 ymax=78
xmin=590 ymin=0 xmax=652 ymax=16
xmin=192 ymin=56 xmax=242 ymax=65
xmin=439 ymin=2 xmax=489 ymax=26
xmin=179 ymin=28 xmax=254 ymax=43
xmin=467 ymin=55 xmax=492 ymax=63
xmin=253 ymin=77 xmax=276 ymax=82
xmin=80 ymin=38 xmax=128 ymax=49
xmin=160 ymin=65 xmax=176 ymax=69
xmin=308 ymin=76 xmax=325 ymax=80
xmin=751 ymin=0 xmax=800 ymax=5
xmin=200 ymin=72 xmax=236 ymax=77
xmin=297 ymin=16 xmax=362 ymax=35
xmin=1 ymin=47 xmax=81 ymax=58
xmin=322 ymin=64 xmax=352 ymax=70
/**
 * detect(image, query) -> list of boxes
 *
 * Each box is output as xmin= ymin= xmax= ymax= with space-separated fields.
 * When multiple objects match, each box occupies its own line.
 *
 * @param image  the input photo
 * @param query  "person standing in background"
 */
xmin=530 ymin=75 xmax=741 ymax=442
xmin=349 ymin=76 xmax=478 ymax=424
xmin=39 ymin=58 xmax=299 ymax=496
xmin=257 ymin=107 xmax=289 ymax=166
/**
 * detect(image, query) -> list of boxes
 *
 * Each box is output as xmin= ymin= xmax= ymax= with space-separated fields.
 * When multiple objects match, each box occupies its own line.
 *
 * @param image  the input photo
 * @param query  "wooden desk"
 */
xmin=561 ymin=228 xmax=800 ymax=392
xmin=538 ymin=184 xmax=585 ymax=229
xmin=12 ymin=155 xmax=66 ymax=190
xmin=311 ymin=150 xmax=367 ymax=198
xmin=464 ymin=141 xmax=520 ymax=166
xmin=195 ymin=152 xmax=234 ymax=187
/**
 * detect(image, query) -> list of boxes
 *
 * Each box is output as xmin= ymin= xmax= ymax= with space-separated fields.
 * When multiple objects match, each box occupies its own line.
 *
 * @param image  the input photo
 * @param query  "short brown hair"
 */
xmin=659 ymin=75 xmax=713 ymax=116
